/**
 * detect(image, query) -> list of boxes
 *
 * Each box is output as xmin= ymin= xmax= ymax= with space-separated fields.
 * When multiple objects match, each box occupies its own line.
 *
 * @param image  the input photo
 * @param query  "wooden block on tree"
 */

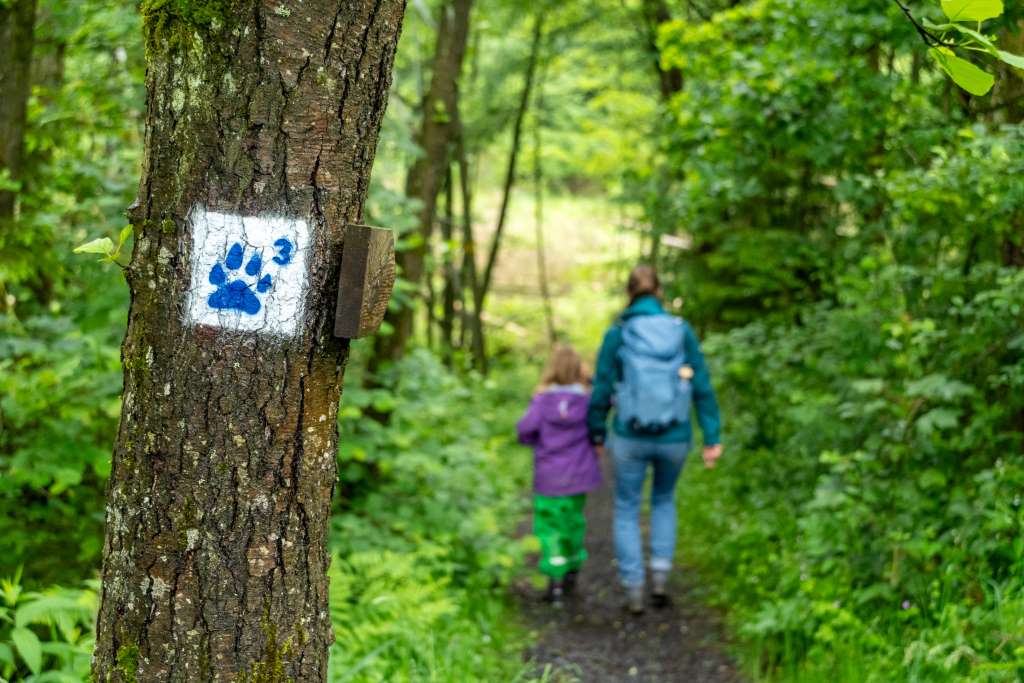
xmin=334 ymin=224 xmax=395 ymax=339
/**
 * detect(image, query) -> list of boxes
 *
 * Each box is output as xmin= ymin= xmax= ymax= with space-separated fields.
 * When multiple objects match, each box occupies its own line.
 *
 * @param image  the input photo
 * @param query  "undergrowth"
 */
xmin=677 ymin=262 xmax=1024 ymax=683
xmin=327 ymin=349 xmax=536 ymax=682
xmin=0 ymin=351 xmax=539 ymax=682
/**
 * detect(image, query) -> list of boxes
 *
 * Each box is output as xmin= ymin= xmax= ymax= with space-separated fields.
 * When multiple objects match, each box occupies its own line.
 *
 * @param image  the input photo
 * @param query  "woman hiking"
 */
xmin=587 ymin=265 xmax=723 ymax=614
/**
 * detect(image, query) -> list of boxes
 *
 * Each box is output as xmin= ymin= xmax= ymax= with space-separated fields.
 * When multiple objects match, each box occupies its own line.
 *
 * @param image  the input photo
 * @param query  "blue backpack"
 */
xmin=615 ymin=314 xmax=692 ymax=435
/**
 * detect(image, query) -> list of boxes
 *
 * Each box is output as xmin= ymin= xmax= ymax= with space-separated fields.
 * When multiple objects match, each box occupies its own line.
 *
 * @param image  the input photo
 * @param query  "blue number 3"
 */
xmin=273 ymin=238 xmax=293 ymax=266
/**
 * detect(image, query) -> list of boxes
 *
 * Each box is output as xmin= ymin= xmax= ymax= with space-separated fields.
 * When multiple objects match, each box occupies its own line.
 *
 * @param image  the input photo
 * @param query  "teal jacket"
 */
xmin=586 ymin=295 xmax=721 ymax=446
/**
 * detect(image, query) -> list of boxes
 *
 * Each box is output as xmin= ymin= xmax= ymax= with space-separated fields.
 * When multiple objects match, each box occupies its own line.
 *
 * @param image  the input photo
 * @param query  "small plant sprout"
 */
xmin=73 ymin=225 xmax=133 ymax=267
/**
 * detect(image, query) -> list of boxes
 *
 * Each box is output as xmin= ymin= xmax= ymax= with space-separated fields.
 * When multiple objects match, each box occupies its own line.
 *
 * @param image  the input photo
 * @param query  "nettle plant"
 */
xmin=896 ymin=0 xmax=1024 ymax=95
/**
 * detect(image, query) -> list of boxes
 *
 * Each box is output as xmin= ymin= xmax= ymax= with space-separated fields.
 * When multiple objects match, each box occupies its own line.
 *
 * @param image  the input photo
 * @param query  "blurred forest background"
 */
xmin=2 ymin=0 xmax=1024 ymax=680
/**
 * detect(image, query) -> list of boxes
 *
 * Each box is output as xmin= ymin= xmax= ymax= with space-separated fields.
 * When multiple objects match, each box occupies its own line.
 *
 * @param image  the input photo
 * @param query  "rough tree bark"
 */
xmin=0 ymin=0 xmax=37 ymax=222
xmin=91 ymin=1 xmax=405 ymax=681
xmin=371 ymin=0 xmax=472 ymax=367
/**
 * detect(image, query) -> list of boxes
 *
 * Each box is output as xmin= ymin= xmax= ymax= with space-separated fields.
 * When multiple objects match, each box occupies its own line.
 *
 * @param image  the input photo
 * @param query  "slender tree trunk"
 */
xmin=425 ymin=248 xmax=437 ymax=349
xmin=640 ymin=0 xmax=682 ymax=99
xmin=31 ymin=1 xmax=65 ymax=100
xmin=453 ymin=101 xmax=486 ymax=371
xmin=92 ymin=2 xmax=405 ymax=681
xmin=0 ymin=0 xmax=37 ymax=221
xmin=532 ymin=73 xmax=556 ymax=344
xmin=372 ymin=0 xmax=472 ymax=367
xmin=476 ymin=14 xmax=543 ymax=318
xmin=636 ymin=0 xmax=681 ymax=270
xmin=1004 ymin=214 xmax=1024 ymax=268
xmin=22 ymin=6 xmax=66 ymax=307
xmin=440 ymin=165 xmax=457 ymax=359
xmin=992 ymin=20 xmax=1024 ymax=123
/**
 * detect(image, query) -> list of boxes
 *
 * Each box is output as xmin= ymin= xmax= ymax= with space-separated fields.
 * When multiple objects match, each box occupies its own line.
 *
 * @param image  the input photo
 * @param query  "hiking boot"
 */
xmin=651 ymin=570 xmax=670 ymax=609
xmin=563 ymin=570 xmax=579 ymax=595
xmin=626 ymin=585 xmax=645 ymax=615
xmin=544 ymin=579 xmax=565 ymax=607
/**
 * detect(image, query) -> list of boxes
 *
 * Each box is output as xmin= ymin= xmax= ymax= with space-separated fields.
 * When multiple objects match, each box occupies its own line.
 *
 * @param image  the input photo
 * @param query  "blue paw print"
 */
xmin=207 ymin=239 xmax=292 ymax=315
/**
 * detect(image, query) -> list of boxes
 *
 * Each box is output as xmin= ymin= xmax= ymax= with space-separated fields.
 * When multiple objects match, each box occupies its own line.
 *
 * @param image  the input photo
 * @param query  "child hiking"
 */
xmin=517 ymin=345 xmax=603 ymax=606
xmin=587 ymin=265 xmax=723 ymax=614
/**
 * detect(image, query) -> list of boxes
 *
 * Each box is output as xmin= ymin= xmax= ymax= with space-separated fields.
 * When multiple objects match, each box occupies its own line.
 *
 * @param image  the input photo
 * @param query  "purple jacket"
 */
xmin=517 ymin=385 xmax=604 ymax=497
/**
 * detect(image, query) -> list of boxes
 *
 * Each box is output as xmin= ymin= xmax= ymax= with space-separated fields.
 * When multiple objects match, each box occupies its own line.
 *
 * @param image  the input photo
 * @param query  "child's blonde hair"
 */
xmin=539 ymin=345 xmax=588 ymax=389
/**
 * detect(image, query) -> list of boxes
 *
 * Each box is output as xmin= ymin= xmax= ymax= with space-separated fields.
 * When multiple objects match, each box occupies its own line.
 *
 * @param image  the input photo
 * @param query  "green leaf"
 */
xmin=905 ymin=373 xmax=976 ymax=401
xmin=946 ymin=23 xmax=1000 ymax=57
xmin=918 ymin=468 xmax=948 ymax=490
xmin=997 ymin=49 xmax=1024 ymax=70
xmin=11 ymin=626 xmax=42 ymax=675
xmin=850 ymin=378 xmax=884 ymax=394
xmin=72 ymin=237 xmax=114 ymax=256
xmin=916 ymin=407 xmax=961 ymax=435
xmin=117 ymin=225 xmax=133 ymax=250
xmin=0 ymin=168 xmax=20 ymax=192
xmin=930 ymin=48 xmax=995 ymax=96
xmin=15 ymin=592 xmax=91 ymax=629
xmin=941 ymin=0 xmax=1004 ymax=22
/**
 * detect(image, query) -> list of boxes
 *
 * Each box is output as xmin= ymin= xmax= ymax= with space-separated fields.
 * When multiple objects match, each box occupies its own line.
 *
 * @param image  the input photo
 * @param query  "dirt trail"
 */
xmin=516 ymin=457 xmax=743 ymax=682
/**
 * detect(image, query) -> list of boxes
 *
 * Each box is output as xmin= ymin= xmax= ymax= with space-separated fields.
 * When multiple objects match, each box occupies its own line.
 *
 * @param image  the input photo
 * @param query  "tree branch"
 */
xmin=891 ymin=0 xmax=957 ymax=49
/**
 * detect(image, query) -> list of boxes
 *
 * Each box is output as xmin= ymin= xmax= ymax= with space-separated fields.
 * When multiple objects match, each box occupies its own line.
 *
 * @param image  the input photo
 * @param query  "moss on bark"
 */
xmin=116 ymin=643 xmax=140 ymax=683
xmin=140 ymin=0 xmax=244 ymax=54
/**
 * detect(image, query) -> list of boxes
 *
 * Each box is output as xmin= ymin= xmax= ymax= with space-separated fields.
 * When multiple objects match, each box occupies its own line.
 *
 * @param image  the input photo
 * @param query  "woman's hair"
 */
xmin=627 ymin=264 xmax=660 ymax=303
xmin=539 ymin=344 xmax=587 ymax=388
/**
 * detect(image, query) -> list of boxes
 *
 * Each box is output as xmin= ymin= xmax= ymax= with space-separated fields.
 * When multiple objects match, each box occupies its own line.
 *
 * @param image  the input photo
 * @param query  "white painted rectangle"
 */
xmin=185 ymin=206 xmax=310 ymax=336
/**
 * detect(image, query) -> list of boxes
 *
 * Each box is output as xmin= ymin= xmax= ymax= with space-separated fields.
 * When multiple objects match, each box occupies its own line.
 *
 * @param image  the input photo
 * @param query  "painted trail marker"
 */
xmin=186 ymin=206 xmax=309 ymax=336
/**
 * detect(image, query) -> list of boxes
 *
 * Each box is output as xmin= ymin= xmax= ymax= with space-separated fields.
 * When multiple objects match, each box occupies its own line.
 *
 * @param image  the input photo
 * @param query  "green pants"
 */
xmin=533 ymin=493 xmax=588 ymax=578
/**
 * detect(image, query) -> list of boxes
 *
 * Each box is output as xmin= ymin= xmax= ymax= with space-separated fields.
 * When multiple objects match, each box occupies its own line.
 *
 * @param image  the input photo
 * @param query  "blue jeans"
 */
xmin=610 ymin=434 xmax=689 ymax=587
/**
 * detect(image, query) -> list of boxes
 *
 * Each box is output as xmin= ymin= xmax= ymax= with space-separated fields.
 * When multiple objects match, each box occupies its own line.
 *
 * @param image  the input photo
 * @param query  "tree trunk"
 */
xmin=92 ymin=2 xmax=405 ymax=681
xmin=372 ymin=0 xmax=472 ymax=367
xmin=0 ymin=0 xmax=37 ymax=221
xmin=476 ymin=14 xmax=542 ymax=319
xmin=992 ymin=20 xmax=1024 ymax=123
xmin=532 ymin=71 xmax=556 ymax=344
xmin=453 ymin=101 xmax=486 ymax=371
xmin=31 ymin=0 xmax=65 ymax=100
xmin=424 ymin=245 xmax=437 ymax=349
xmin=1004 ymin=214 xmax=1024 ymax=268
xmin=636 ymin=0 xmax=681 ymax=269
xmin=440 ymin=165 xmax=457 ymax=359
xmin=640 ymin=0 xmax=682 ymax=100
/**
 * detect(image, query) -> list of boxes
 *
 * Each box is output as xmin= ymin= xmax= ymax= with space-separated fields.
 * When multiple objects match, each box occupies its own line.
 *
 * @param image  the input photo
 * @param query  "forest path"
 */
xmin=516 ymin=456 xmax=743 ymax=682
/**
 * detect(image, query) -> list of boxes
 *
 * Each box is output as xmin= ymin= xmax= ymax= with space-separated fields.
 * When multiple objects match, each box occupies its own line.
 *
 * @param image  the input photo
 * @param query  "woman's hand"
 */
xmin=702 ymin=444 xmax=723 ymax=469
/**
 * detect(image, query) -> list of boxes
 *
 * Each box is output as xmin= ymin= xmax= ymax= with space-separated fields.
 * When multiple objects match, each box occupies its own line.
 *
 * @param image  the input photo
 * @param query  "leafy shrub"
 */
xmin=0 ymin=315 xmax=121 ymax=582
xmin=0 ymin=569 xmax=97 ymax=682
xmin=328 ymin=350 xmax=536 ymax=682
xmin=1 ymin=354 xmax=538 ymax=682
xmin=677 ymin=261 xmax=1024 ymax=682
xmin=0 ymin=0 xmax=139 ymax=586
xmin=328 ymin=549 xmax=527 ymax=682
